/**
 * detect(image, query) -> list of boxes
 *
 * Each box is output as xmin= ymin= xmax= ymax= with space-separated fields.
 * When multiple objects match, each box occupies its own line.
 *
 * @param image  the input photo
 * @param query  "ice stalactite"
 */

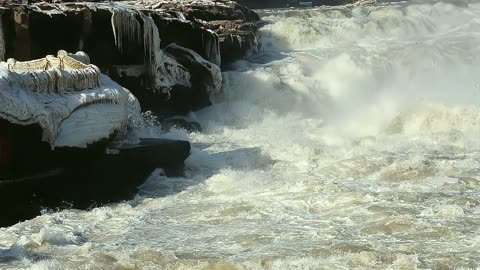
xmin=110 ymin=7 xmax=220 ymax=98
xmin=5 ymin=50 xmax=100 ymax=93
xmin=206 ymin=29 xmax=221 ymax=67
xmin=142 ymin=15 xmax=191 ymax=94
xmin=111 ymin=8 xmax=142 ymax=54
xmin=200 ymin=29 xmax=221 ymax=66
xmin=142 ymin=14 xmax=162 ymax=84
xmin=55 ymin=67 xmax=101 ymax=93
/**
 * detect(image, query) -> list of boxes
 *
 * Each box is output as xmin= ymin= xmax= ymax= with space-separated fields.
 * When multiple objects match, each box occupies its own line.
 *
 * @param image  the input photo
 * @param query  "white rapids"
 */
xmin=2 ymin=1 xmax=480 ymax=269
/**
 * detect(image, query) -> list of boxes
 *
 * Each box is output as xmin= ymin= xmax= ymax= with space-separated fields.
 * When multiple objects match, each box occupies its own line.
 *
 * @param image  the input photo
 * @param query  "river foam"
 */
xmin=2 ymin=1 xmax=480 ymax=269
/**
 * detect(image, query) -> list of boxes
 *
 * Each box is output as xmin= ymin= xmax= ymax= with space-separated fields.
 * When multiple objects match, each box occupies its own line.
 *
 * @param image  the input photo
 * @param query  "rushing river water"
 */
xmin=2 ymin=1 xmax=480 ymax=269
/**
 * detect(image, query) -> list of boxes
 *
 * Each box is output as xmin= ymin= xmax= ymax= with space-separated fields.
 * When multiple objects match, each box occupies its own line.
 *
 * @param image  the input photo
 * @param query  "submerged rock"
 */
xmin=160 ymin=118 xmax=203 ymax=132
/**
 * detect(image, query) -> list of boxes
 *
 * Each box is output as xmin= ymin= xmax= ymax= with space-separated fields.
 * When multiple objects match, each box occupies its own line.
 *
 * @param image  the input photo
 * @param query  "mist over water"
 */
xmin=2 ymin=1 xmax=480 ymax=269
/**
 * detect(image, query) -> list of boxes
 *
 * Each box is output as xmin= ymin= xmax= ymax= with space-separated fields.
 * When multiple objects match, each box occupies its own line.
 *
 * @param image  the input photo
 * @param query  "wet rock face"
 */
xmin=0 ymin=0 xmax=260 ymax=117
xmin=141 ymin=0 xmax=261 ymax=67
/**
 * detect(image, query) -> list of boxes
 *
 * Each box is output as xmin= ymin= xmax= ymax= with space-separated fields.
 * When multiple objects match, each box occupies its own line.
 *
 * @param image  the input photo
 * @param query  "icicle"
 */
xmin=5 ymin=50 xmax=100 ymax=93
xmin=202 ymin=30 xmax=221 ymax=67
xmin=111 ymin=8 xmax=142 ymax=54
xmin=141 ymin=15 xmax=192 ymax=94
xmin=211 ymin=30 xmax=221 ymax=67
xmin=142 ymin=15 xmax=164 ymax=92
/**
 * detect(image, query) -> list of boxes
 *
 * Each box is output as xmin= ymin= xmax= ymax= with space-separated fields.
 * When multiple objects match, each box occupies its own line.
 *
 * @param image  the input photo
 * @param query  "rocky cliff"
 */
xmin=0 ymin=0 xmax=260 ymax=116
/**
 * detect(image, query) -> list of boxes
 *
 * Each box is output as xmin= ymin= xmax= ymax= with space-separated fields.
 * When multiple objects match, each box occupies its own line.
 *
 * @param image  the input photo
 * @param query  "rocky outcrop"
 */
xmin=0 ymin=138 xmax=191 ymax=226
xmin=0 ymin=50 xmax=140 ymax=148
xmin=144 ymin=0 xmax=260 ymax=64
xmin=0 ymin=1 xmax=263 ymax=225
xmin=0 ymin=0 xmax=261 ymax=117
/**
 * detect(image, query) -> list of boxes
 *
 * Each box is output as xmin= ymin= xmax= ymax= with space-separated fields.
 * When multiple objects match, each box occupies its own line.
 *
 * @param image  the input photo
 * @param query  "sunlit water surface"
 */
xmin=2 ymin=1 xmax=480 ymax=269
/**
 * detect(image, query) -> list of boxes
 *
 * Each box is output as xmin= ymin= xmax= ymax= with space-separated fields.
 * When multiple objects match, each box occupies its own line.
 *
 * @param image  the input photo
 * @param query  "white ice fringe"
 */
xmin=203 ymin=29 xmax=221 ymax=66
xmin=109 ymin=7 xmax=217 ymax=95
xmin=111 ymin=8 xmax=142 ymax=53
xmin=142 ymin=15 xmax=191 ymax=93
xmin=5 ymin=50 xmax=100 ymax=93
xmin=0 ymin=50 xmax=141 ymax=148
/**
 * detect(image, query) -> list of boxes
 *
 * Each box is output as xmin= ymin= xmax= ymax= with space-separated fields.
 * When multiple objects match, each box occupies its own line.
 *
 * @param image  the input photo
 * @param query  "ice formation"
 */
xmin=165 ymin=44 xmax=222 ymax=94
xmin=203 ymin=30 xmax=221 ymax=67
xmin=3 ymin=51 xmax=101 ymax=93
xmin=0 ymin=50 xmax=141 ymax=148
xmin=111 ymin=8 xmax=142 ymax=54
xmin=141 ymin=14 xmax=191 ymax=93
xmin=109 ymin=7 xmax=222 ymax=95
xmin=109 ymin=8 xmax=193 ymax=93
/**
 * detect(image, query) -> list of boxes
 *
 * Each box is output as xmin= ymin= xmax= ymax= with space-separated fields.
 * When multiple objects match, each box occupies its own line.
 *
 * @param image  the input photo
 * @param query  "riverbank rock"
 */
xmin=0 ymin=138 xmax=191 ymax=226
xmin=144 ymin=0 xmax=260 ymax=64
xmin=0 ymin=0 xmax=261 ymax=116
xmin=0 ymin=50 xmax=141 ymax=148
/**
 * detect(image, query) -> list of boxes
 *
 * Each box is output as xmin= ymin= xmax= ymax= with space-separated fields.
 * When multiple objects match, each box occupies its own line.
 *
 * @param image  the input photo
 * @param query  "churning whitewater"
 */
xmin=2 ymin=1 xmax=480 ymax=269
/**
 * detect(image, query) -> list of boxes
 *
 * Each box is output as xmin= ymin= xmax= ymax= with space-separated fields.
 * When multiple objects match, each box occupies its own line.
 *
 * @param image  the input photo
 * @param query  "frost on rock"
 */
xmin=111 ymin=7 xmax=142 ymax=54
xmin=110 ymin=7 xmax=192 ymax=94
xmin=165 ymin=43 xmax=221 ymax=95
xmin=141 ymin=14 xmax=191 ymax=94
xmin=0 ymin=50 xmax=141 ymax=148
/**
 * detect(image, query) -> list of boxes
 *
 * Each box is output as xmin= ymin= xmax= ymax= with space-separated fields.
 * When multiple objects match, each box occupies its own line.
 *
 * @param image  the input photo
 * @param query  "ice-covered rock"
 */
xmin=165 ymin=43 xmax=221 ymax=95
xmin=0 ymin=0 xmax=260 ymax=116
xmin=0 ymin=50 xmax=141 ymax=148
xmin=145 ymin=0 xmax=260 ymax=64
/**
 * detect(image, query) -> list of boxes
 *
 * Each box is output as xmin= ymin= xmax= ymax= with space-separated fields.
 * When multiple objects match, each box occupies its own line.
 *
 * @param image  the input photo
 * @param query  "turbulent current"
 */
xmin=2 ymin=1 xmax=480 ymax=269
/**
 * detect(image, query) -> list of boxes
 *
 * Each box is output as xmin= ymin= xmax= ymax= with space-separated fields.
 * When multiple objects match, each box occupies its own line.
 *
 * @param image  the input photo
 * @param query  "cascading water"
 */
xmin=2 ymin=1 xmax=480 ymax=269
